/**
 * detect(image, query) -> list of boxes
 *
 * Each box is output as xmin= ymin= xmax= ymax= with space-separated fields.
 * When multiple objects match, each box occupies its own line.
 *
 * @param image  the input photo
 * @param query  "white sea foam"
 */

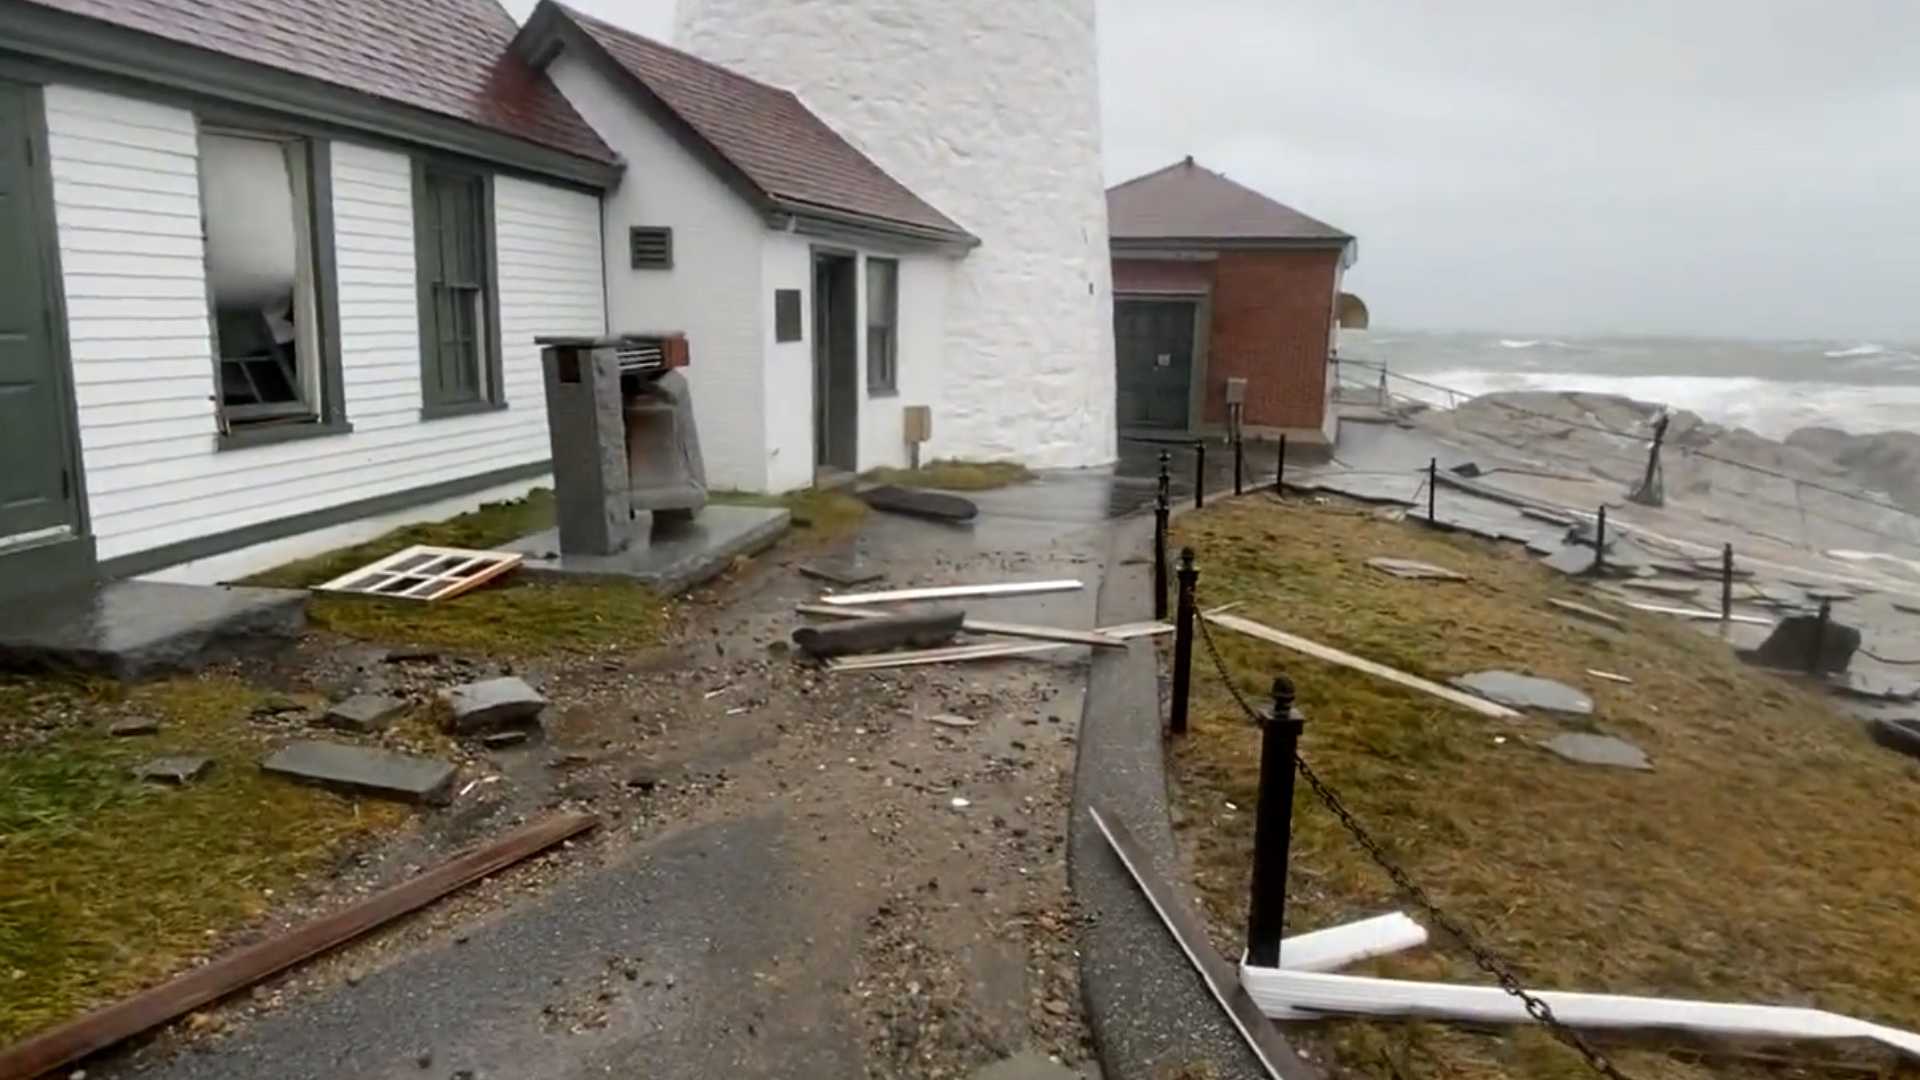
xmin=1824 ymin=343 xmax=1888 ymax=359
xmin=1407 ymin=369 xmax=1920 ymax=441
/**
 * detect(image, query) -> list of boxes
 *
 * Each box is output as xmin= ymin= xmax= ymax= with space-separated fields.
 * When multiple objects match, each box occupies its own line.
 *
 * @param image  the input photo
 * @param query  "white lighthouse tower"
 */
xmin=674 ymin=0 xmax=1118 ymax=469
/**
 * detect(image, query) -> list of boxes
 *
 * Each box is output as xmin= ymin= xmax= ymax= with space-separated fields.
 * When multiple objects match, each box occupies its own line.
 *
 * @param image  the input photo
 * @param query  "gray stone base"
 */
xmin=0 ymin=580 xmax=307 ymax=679
xmin=504 ymin=505 xmax=789 ymax=595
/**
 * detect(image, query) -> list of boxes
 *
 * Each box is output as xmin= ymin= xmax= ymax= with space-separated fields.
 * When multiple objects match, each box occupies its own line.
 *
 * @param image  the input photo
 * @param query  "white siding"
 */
xmin=760 ymin=234 xmax=813 ymax=493
xmin=679 ymin=0 xmax=1119 ymax=469
xmin=42 ymin=85 xmax=606 ymax=564
xmin=856 ymin=251 xmax=950 ymax=473
xmin=545 ymin=52 xmax=769 ymax=491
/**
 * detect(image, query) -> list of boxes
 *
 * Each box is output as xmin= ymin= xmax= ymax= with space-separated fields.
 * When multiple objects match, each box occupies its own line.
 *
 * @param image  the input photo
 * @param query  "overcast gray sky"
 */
xmin=510 ymin=0 xmax=1920 ymax=341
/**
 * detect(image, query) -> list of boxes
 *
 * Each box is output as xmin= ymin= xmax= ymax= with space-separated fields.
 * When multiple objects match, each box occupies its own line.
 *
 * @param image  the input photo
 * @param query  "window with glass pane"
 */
xmin=417 ymin=165 xmax=495 ymax=409
xmin=866 ymin=257 xmax=898 ymax=394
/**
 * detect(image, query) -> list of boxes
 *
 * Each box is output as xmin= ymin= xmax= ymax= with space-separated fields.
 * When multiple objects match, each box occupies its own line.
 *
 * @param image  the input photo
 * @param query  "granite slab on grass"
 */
xmin=1451 ymin=670 xmax=1594 ymax=716
xmin=135 ymin=756 xmax=213 ymax=785
xmin=261 ymin=740 xmax=456 ymax=805
xmin=439 ymin=677 xmax=547 ymax=734
xmin=1540 ymin=733 xmax=1652 ymax=771
xmin=323 ymin=693 xmax=407 ymax=734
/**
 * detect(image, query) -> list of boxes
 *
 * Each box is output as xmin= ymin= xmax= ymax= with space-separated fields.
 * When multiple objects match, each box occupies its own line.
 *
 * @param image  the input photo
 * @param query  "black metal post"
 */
xmin=1170 ymin=548 xmax=1199 ymax=736
xmin=1195 ymin=443 xmax=1207 ymax=510
xmin=1245 ymin=675 xmax=1304 ymax=968
xmin=1427 ymin=458 xmax=1437 ymax=524
xmin=1153 ymin=490 xmax=1170 ymax=623
xmin=1809 ymin=599 xmax=1832 ymax=675
xmin=1721 ymin=542 xmax=1734 ymax=622
xmin=1275 ymin=433 xmax=1287 ymax=495
xmin=1157 ymin=450 xmax=1172 ymax=505
xmin=1595 ymin=506 xmax=1607 ymax=577
xmin=1234 ymin=431 xmax=1245 ymax=496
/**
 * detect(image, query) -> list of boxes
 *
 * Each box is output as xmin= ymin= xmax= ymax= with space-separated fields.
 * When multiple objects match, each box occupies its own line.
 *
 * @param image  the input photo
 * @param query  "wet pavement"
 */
xmin=96 ymin=473 xmax=1133 ymax=1080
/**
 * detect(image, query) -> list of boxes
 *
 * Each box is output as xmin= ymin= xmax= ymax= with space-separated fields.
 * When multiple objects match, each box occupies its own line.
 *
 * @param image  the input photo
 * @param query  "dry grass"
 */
xmin=711 ymin=487 xmax=869 ymax=541
xmin=244 ymin=488 xmax=668 ymax=656
xmin=0 ymin=675 xmax=407 ymax=1044
xmin=863 ymin=458 xmax=1036 ymax=491
xmin=1168 ymin=495 xmax=1920 ymax=1079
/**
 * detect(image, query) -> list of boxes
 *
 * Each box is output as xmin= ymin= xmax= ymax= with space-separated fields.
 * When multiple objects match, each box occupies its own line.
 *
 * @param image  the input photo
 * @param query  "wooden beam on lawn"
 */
xmin=1205 ymin=612 xmax=1521 ymax=720
xmin=0 ymin=814 xmax=598 ymax=1080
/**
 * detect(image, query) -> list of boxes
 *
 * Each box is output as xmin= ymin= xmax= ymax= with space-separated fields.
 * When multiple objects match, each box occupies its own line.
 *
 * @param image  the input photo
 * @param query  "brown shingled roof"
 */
xmin=534 ymin=2 xmax=970 ymax=242
xmin=1108 ymin=158 xmax=1350 ymax=245
xmin=22 ymin=0 xmax=614 ymax=166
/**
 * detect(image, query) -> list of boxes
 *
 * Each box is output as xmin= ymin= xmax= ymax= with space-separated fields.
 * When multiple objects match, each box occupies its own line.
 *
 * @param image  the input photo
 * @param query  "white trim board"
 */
xmin=816 ymin=579 xmax=1084 ymax=606
xmin=1239 ymin=968 xmax=1920 ymax=1061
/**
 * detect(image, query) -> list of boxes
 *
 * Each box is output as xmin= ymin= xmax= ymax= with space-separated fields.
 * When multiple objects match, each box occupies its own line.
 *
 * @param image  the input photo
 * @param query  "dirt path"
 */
xmin=95 ymin=489 xmax=1116 ymax=1080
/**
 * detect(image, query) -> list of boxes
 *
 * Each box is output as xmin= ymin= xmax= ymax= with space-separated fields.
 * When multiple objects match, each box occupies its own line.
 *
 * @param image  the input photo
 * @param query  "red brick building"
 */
xmin=1107 ymin=158 xmax=1355 ymax=442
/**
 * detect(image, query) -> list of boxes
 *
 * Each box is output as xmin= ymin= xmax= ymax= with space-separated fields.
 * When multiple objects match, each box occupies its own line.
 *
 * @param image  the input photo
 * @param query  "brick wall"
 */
xmin=1204 ymin=249 xmax=1340 ymax=430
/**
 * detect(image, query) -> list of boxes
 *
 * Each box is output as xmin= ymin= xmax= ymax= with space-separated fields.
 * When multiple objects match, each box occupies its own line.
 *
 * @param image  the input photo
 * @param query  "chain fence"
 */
xmin=1192 ymin=605 xmax=1635 ymax=1080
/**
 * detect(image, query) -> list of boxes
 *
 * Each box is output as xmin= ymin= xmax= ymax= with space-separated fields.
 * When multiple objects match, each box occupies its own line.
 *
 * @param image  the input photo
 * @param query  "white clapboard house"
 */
xmin=0 ymin=0 xmax=1117 ymax=602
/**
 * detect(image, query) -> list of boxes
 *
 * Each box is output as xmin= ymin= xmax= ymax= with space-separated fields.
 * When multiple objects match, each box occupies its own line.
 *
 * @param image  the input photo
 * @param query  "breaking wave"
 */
xmin=1824 ymin=343 xmax=1888 ymax=359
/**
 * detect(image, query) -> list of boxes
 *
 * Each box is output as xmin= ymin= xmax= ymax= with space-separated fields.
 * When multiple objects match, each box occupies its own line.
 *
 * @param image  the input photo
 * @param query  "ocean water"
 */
xmin=1338 ymin=331 xmax=1920 ymax=440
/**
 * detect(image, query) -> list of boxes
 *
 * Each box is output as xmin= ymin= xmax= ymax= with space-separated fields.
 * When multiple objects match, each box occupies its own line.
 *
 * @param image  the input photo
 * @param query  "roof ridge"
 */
xmin=1106 ymin=158 xmax=1194 ymax=194
xmin=1202 ymin=165 xmax=1344 ymax=235
xmin=552 ymin=1 xmax=798 ymax=101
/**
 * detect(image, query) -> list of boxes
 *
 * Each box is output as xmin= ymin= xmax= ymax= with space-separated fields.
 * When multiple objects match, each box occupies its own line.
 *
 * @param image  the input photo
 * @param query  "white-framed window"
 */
xmin=866 ymin=256 xmax=898 ymax=394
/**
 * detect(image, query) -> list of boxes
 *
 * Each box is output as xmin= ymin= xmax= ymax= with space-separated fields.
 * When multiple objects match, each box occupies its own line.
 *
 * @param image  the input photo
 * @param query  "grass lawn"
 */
xmin=0 ymin=675 xmax=408 ymax=1045
xmin=245 ymin=489 xmax=667 ymax=655
xmin=1169 ymin=495 xmax=1920 ymax=1079
xmin=862 ymin=459 xmax=1035 ymax=492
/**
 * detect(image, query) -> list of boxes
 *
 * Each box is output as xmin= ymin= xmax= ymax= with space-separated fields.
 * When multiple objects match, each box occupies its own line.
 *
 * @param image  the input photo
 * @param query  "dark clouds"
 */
xmin=515 ymin=0 xmax=1920 ymax=339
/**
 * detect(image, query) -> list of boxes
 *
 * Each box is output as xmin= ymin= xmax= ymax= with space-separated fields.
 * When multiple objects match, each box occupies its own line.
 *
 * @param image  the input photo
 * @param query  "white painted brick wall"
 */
xmin=675 ymin=0 xmax=1119 ymax=469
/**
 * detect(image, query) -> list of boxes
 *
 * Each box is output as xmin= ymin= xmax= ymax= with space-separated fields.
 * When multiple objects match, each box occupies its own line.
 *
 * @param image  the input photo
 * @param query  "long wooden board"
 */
xmin=825 ymin=621 xmax=1172 ymax=671
xmin=0 ymin=814 xmax=598 ymax=1080
xmin=795 ymin=603 xmax=1126 ymax=648
xmin=1205 ymin=613 xmax=1520 ymax=719
xmin=816 ymin=579 xmax=1083 ymax=606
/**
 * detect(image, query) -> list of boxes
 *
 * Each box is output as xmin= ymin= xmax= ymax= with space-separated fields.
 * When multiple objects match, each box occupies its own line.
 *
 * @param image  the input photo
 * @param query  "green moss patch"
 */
xmin=863 ymin=459 xmax=1035 ymax=492
xmin=0 ymin=675 xmax=407 ymax=1044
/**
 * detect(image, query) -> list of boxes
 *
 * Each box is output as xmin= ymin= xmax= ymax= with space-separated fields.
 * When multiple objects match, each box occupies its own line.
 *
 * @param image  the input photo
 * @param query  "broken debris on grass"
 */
xmin=1449 ymin=670 xmax=1594 ymax=716
xmin=1365 ymin=557 xmax=1468 ymax=582
xmin=261 ymin=740 xmax=457 ymax=805
xmin=1740 ymin=614 xmax=1861 ymax=674
xmin=134 ymin=756 xmax=213 ymax=785
xmin=1546 ymin=597 xmax=1626 ymax=630
xmin=108 ymin=717 xmax=161 ymax=738
xmin=438 ymin=676 xmax=548 ymax=734
xmin=322 ymin=693 xmax=407 ymax=734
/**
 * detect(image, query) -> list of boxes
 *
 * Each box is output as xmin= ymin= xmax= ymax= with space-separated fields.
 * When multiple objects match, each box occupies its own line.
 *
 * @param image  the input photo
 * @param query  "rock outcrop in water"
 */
xmin=1785 ymin=427 xmax=1920 ymax=511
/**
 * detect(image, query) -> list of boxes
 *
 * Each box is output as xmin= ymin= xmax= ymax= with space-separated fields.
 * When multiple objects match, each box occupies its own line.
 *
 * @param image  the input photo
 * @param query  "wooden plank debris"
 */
xmin=1624 ymin=601 xmax=1773 ymax=626
xmin=1206 ymin=613 xmax=1521 ymax=719
xmin=816 ymin=579 xmax=1083 ymax=606
xmin=1586 ymin=669 xmax=1635 ymax=684
xmin=796 ymin=602 xmax=1127 ymax=649
xmin=1238 ymin=968 xmax=1920 ymax=1062
xmin=314 ymin=545 xmax=522 ymax=602
xmin=824 ymin=621 xmax=1171 ymax=671
xmin=0 ymin=813 xmax=597 ymax=1080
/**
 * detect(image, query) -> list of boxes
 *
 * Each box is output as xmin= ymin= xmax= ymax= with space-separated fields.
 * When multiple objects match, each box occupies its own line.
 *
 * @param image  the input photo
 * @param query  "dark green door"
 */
xmin=0 ymin=81 xmax=84 ymax=559
xmin=1115 ymin=299 xmax=1196 ymax=430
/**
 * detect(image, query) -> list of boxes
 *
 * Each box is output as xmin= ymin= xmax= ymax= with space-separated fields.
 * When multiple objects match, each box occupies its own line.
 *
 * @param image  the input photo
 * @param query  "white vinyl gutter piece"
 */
xmin=1622 ymin=601 xmax=1774 ymax=626
xmin=1239 ymin=968 xmax=1920 ymax=1060
xmin=817 ymin=580 xmax=1084 ymax=606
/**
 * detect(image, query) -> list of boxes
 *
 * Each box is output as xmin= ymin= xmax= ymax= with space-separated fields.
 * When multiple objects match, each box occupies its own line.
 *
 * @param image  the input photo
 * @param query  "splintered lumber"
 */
xmin=1237 ymin=969 xmax=1920 ymax=1062
xmin=792 ymin=610 xmax=964 ymax=658
xmin=1205 ymin=613 xmax=1521 ymax=719
xmin=794 ymin=603 xmax=1125 ymax=649
xmin=823 ymin=621 xmax=1173 ymax=671
xmin=815 ymin=579 xmax=1083 ymax=606
xmin=0 ymin=813 xmax=598 ymax=1080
